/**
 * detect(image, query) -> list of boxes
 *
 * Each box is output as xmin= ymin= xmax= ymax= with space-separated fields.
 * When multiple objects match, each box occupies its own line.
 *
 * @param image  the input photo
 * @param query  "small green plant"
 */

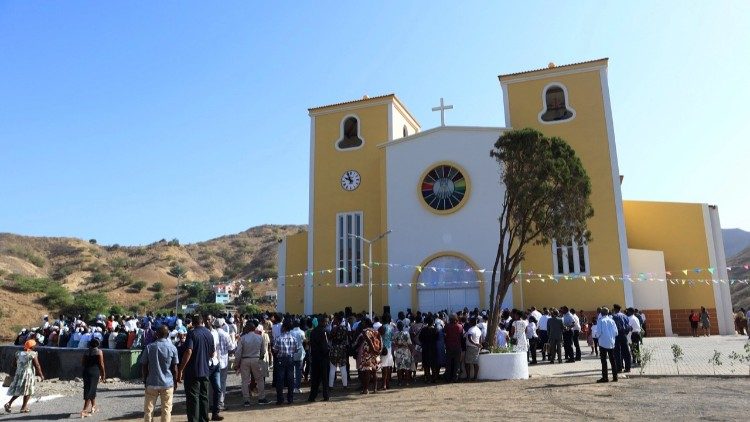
xmin=109 ymin=305 xmax=126 ymax=316
xmin=487 ymin=345 xmax=514 ymax=354
xmin=43 ymin=283 xmax=73 ymax=309
xmin=153 ymin=292 xmax=164 ymax=301
xmin=130 ymin=280 xmax=147 ymax=292
xmin=5 ymin=275 xmax=54 ymax=293
xmin=637 ymin=347 xmax=654 ymax=375
xmin=89 ymin=239 xmax=97 ymax=244
xmin=728 ymin=342 xmax=750 ymax=376
xmin=671 ymin=344 xmax=684 ymax=375
xmin=150 ymin=282 xmax=164 ymax=292
xmin=709 ymin=349 xmax=723 ymax=375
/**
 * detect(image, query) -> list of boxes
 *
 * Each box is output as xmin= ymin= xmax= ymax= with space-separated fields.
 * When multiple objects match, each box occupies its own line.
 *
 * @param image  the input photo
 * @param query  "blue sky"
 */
xmin=1 ymin=2 xmax=748 ymax=245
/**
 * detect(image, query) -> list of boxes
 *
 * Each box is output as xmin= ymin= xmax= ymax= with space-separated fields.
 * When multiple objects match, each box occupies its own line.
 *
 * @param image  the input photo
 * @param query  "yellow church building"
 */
xmin=277 ymin=58 xmax=734 ymax=337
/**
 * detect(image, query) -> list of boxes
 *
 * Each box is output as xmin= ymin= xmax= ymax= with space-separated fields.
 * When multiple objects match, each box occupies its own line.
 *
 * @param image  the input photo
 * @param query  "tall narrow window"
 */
xmin=552 ymin=238 xmax=589 ymax=275
xmin=336 ymin=211 xmax=363 ymax=284
xmin=540 ymin=84 xmax=575 ymax=122
xmin=402 ymin=125 xmax=408 ymax=137
xmin=336 ymin=116 xmax=364 ymax=150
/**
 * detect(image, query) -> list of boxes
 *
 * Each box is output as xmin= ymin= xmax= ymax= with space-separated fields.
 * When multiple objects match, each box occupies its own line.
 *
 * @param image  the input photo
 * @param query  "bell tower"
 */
xmin=499 ymin=58 xmax=633 ymax=311
xmin=305 ymin=94 xmax=419 ymax=313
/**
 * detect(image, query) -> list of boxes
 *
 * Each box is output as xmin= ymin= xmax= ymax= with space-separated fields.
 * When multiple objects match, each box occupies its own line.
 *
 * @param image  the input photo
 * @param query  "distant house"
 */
xmin=213 ymin=280 xmax=245 ymax=304
xmin=264 ymin=290 xmax=278 ymax=301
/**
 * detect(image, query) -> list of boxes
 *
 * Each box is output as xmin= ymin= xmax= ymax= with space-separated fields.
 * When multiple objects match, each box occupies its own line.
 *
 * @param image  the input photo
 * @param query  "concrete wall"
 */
xmin=0 ymin=346 xmax=142 ymax=380
xmin=628 ymin=248 xmax=673 ymax=336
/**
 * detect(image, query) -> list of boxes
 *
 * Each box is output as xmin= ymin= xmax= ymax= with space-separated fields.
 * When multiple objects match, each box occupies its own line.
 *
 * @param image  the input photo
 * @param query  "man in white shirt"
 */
xmin=476 ymin=316 xmax=488 ymax=344
xmin=626 ymin=308 xmax=643 ymax=366
xmin=290 ymin=320 xmax=307 ymax=394
xmin=529 ymin=307 xmax=542 ymax=324
xmin=538 ymin=309 xmax=550 ymax=361
xmin=571 ymin=309 xmax=582 ymax=361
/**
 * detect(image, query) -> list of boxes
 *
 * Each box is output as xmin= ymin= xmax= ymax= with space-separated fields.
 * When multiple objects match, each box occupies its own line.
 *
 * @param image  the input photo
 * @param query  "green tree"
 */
xmin=241 ymin=304 xmax=262 ymax=315
xmin=151 ymin=282 xmax=164 ymax=292
xmin=240 ymin=289 xmax=254 ymax=303
xmin=181 ymin=282 xmax=212 ymax=303
xmin=196 ymin=303 xmax=225 ymax=316
xmin=130 ymin=280 xmax=147 ymax=292
xmin=486 ymin=128 xmax=594 ymax=343
xmin=43 ymin=283 xmax=74 ymax=309
xmin=109 ymin=305 xmax=127 ymax=316
xmin=168 ymin=264 xmax=187 ymax=279
xmin=62 ymin=292 xmax=110 ymax=320
xmin=89 ymin=239 xmax=97 ymax=244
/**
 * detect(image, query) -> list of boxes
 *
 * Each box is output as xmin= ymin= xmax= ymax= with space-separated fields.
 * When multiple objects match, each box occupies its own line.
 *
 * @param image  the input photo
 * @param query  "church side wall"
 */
xmin=623 ymin=200 xmax=718 ymax=335
xmin=282 ymin=231 xmax=307 ymax=314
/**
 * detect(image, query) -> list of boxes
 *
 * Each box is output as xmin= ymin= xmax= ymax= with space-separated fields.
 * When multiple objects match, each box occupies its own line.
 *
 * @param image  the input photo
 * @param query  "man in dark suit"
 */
xmin=307 ymin=314 xmax=331 ymax=402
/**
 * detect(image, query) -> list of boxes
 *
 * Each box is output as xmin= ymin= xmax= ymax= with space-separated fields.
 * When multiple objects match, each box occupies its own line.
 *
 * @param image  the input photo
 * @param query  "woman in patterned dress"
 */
xmin=392 ymin=321 xmax=413 ymax=386
xmin=328 ymin=314 xmax=350 ymax=388
xmin=4 ymin=339 xmax=45 ymax=414
xmin=356 ymin=318 xmax=382 ymax=394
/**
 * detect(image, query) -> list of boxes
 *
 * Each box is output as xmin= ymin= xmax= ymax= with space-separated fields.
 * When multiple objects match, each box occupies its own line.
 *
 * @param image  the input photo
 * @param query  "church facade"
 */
xmin=277 ymin=58 xmax=734 ymax=336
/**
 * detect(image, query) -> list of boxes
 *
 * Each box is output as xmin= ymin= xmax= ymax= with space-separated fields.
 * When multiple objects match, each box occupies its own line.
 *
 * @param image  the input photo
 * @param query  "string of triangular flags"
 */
xmin=241 ymin=261 xmax=749 ymax=287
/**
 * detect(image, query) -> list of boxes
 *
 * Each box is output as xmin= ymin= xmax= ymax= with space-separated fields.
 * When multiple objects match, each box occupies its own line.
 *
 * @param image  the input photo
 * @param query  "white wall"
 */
xmin=384 ymin=126 xmax=511 ymax=312
xmin=628 ymin=248 xmax=672 ymax=336
xmin=276 ymin=239 xmax=286 ymax=313
xmin=390 ymin=104 xmax=419 ymax=141
xmin=706 ymin=205 xmax=734 ymax=335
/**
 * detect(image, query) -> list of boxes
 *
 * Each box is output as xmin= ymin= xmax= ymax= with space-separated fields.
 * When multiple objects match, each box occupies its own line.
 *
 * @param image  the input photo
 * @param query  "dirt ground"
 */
xmin=146 ymin=375 xmax=748 ymax=422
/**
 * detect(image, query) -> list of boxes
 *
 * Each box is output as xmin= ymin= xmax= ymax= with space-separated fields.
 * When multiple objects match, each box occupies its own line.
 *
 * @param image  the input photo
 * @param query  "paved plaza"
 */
xmin=0 ymin=336 xmax=747 ymax=421
xmin=530 ymin=335 xmax=750 ymax=377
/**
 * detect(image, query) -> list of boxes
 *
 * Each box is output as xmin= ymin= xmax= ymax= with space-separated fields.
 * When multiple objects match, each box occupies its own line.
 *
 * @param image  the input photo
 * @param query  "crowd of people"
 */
xmin=1 ymin=302 xmax=726 ymax=420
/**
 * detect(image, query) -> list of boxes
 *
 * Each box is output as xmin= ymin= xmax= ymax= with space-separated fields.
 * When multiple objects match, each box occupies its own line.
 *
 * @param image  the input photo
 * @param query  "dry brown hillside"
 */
xmin=728 ymin=245 xmax=750 ymax=310
xmin=0 ymin=224 xmax=303 ymax=340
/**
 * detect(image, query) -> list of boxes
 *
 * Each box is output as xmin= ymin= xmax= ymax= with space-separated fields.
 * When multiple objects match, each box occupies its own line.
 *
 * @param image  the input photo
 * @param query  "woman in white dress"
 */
xmin=511 ymin=310 xmax=529 ymax=353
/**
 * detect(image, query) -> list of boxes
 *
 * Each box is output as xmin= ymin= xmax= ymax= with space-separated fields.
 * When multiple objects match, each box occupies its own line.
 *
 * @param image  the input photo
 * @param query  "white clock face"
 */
xmin=341 ymin=170 xmax=361 ymax=191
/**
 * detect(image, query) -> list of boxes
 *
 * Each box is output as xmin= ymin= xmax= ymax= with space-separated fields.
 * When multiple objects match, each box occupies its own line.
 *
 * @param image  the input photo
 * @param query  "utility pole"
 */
xmin=349 ymin=229 xmax=392 ymax=320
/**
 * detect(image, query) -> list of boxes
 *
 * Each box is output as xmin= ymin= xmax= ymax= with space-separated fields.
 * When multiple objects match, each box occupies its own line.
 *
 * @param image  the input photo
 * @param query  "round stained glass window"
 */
xmin=420 ymin=163 xmax=468 ymax=212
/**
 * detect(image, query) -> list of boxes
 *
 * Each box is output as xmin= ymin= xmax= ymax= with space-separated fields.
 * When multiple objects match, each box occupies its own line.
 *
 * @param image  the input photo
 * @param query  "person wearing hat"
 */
xmin=4 ymin=339 xmax=45 ymax=414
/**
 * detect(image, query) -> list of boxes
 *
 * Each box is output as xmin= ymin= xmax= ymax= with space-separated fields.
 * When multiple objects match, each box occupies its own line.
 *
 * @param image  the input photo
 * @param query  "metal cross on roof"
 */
xmin=431 ymin=97 xmax=453 ymax=127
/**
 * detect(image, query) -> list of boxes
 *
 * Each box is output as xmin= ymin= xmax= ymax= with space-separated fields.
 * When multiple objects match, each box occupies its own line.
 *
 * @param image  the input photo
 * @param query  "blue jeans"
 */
xmin=275 ymin=356 xmax=294 ymax=404
xmin=208 ymin=364 xmax=221 ymax=415
xmin=294 ymin=359 xmax=303 ymax=390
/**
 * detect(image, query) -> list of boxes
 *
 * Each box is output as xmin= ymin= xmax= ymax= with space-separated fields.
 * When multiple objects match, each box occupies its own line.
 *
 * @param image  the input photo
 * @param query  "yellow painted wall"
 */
xmin=623 ymin=200 xmax=714 ymax=310
xmin=502 ymin=61 xmax=626 ymax=311
xmin=309 ymin=100 xmax=391 ymax=313
xmin=284 ymin=231 xmax=307 ymax=314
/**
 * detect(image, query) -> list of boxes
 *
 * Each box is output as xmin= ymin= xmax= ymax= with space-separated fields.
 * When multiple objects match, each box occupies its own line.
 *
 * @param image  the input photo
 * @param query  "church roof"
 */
xmin=308 ymin=94 xmax=420 ymax=127
xmin=378 ymin=125 xmax=505 ymax=149
xmin=308 ymin=93 xmax=396 ymax=112
xmin=498 ymin=58 xmax=608 ymax=80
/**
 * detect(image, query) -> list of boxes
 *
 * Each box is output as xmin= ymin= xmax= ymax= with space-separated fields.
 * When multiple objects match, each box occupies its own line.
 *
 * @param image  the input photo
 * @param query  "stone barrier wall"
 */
xmin=0 ymin=345 xmax=143 ymax=380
